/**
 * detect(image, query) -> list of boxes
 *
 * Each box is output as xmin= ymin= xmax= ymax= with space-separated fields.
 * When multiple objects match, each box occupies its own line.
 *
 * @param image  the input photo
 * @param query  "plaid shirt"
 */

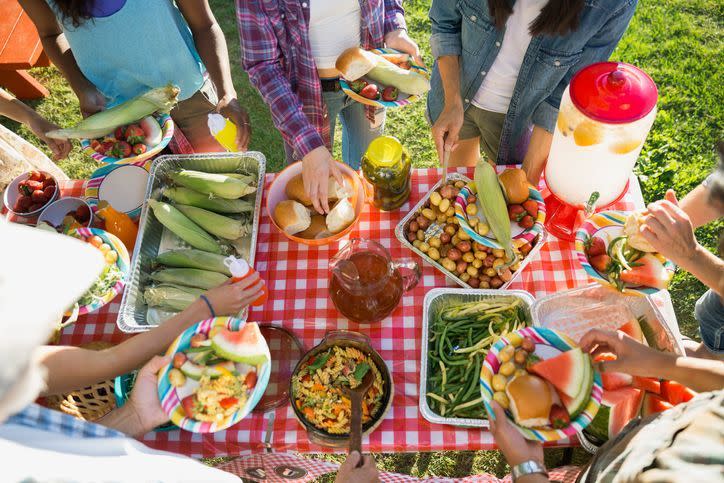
xmin=236 ymin=0 xmax=406 ymax=160
xmin=5 ymin=404 xmax=124 ymax=439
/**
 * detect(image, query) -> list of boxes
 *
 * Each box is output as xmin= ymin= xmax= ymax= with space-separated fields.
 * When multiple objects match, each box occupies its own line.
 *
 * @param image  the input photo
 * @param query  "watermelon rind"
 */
xmin=586 ymin=405 xmax=610 ymax=442
xmin=211 ymin=326 xmax=269 ymax=366
xmin=563 ymin=356 xmax=593 ymax=419
xmin=530 ymin=347 xmax=588 ymax=398
xmin=618 ymin=319 xmax=644 ymax=343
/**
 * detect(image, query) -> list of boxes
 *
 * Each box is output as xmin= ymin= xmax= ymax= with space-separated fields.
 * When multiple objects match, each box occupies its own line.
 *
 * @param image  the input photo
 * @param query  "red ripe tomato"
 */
xmin=245 ymin=371 xmax=258 ymax=389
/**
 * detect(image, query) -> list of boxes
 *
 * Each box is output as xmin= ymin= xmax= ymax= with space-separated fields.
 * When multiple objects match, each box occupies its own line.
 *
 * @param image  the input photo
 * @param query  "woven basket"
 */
xmin=45 ymin=341 xmax=117 ymax=421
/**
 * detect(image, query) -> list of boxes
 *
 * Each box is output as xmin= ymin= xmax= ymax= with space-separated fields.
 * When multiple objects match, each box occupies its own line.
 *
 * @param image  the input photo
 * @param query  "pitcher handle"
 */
xmin=392 ymin=259 xmax=421 ymax=292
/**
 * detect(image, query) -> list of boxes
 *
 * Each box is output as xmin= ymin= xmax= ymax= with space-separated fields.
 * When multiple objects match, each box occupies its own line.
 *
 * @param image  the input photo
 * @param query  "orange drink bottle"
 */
xmin=96 ymin=201 xmax=138 ymax=253
xmin=223 ymin=256 xmax=267 ymax=306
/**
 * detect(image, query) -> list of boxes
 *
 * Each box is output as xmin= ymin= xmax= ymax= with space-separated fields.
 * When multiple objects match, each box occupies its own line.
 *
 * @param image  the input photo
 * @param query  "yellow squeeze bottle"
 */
xmin=208 ymin=113 xmax=238 ymax=152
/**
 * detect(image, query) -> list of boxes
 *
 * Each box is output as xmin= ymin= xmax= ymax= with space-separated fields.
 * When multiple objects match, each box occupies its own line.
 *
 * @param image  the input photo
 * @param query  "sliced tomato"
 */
xmin=661 ymin=380 xmax=697 ymax=405
xmin=632 ymin=376 xmax=661 ymax=395
xmin=181 ymin=395 xmax=197 ymax=418
xmin=219 ymin=397 xmax=239 ymax=409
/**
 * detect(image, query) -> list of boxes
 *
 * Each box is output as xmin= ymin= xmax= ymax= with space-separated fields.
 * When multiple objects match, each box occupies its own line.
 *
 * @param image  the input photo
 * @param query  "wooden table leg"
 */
xmin=0 ymin=69 xmax=49 ymax=99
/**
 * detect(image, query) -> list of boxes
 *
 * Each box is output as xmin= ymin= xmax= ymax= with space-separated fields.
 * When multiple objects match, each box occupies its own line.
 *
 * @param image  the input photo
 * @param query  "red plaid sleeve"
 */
xmin=383 ymin=0 xmax=407 ymax=34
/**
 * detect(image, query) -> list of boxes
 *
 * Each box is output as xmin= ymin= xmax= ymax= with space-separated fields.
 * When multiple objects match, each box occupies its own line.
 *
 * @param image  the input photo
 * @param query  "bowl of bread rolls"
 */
xmin=267 ymin=161 xmax=364 ymax=246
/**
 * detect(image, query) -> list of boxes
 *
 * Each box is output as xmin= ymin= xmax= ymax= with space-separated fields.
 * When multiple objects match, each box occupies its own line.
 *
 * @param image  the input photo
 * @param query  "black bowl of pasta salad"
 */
xmin=290 ymin=330 xmax=393 ymax=447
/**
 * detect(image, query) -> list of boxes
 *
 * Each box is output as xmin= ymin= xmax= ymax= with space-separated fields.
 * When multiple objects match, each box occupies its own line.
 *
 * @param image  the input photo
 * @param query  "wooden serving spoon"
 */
xmin=343 ymin=370 xmax=375 ymax=465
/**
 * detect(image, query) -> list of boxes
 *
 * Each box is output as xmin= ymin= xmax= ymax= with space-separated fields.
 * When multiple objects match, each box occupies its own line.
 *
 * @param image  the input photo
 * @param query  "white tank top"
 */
xmin=308 ymin=0 xmax=361 ymax=70
xmin=472 ymin=0 xmax=547 ymax=113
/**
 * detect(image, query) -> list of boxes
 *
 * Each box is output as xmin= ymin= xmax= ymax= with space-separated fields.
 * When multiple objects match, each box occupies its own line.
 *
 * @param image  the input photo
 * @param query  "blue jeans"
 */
xmin=695 ymin=289 xmax=724 ymax=354
xmin=285 ymin=90 xmax=385 ymax=170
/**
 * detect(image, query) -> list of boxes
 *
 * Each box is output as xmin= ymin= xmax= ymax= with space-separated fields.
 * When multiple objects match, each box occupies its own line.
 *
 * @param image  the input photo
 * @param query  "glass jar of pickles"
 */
xmin=361 ymin=136 xmax=411 ymax=211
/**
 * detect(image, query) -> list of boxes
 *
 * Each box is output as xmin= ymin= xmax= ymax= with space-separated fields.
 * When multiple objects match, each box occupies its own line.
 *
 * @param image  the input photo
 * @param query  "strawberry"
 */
xmin=522 ymin=199 xmax=538 ymax=218
xmin=28 ymin=170 xmax=43 ymax=181
xmin=18 ymin=180 xmax=31 ymax=196
xmin=43 ymin=185 xmax=55 ymax=200
xmin=359 ymin=84 xmax=379 ymax=100
xmin=382 ymin=86 xmax=399 ymax=102
xmin=590 ymin=254 xmax=611 ymax=273
xmin=31 ymin=189 xmax=47 ymax=204
xmin=114 ymin=126 xmax=125 ymax=140
xmin=349 ymin=79 xmax=368 ymax=93
xmin=550 ymin=404 xmax=570 ymax=429
xmin=124 ymin=125 xmax=145 ymax=145
xmin=508 ymin=204 xmax=526 ymax=221
xmin=74 ymin=204 xmax=91 ymax=223
xmin=132 ymin=143 xmax=147 ymax=155
xmin=42 ymin=176 xmax=56 ymax=189
xmin=28 ymin=203 xmax=44 ymax=212
xmin=109 ymin=141 xmax=132 ymax=158
xmin=519 ymin=215 xmax=534 ymax=230
xmin=90 ymin=139 xmax=102 ymax=152
xmin=17 ymin=195 xmax=32 ymax=210
xmin=99 ymin=141 xmax=115 ymax=155
xmin=586 ymin=236 xmax=606 ymax=257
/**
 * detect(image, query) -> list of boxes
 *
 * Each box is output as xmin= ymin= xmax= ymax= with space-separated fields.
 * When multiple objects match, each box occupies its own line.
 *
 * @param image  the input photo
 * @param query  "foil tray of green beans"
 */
xmin=420 ymin=288 xmax=534 ymax=427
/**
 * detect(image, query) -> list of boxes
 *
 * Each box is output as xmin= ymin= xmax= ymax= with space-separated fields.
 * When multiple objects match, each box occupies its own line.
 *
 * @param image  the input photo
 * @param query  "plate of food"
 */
xmin=63 ymin=227 xmax=130 ymax=316
xmin=575 ymin=210 xmax=675 ymax=295
xmin=157 ymin=318 xmax=271 ymax=433
xmin=480 ymin=327 xmax=602 ymax=442
xmin=337 ymin=47 xmax=430 ymax=108
xmin=84 ymin=160 xmax=151 ymax=219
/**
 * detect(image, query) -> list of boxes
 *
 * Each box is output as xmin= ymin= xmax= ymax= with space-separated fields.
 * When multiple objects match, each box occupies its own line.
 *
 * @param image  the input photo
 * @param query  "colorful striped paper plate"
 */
xmin=66 ymin=227 xmax=130 ymax=316
xmin=339 ymin=48 xmax=429 ymax=109
xmin=480 ymin=327 xmax=603 ymax=442
xmin=157 ymin=317 xmax=271 ymax=433
xmin=574 ymin=210 xmax=675 ymax=296
xmin=80 ymin=114 xmax=173 ymax=165
xmin=84 ymin=160 xmax=151 ymax=219
xmin=454 ymin=186 xmax=546 ymax=250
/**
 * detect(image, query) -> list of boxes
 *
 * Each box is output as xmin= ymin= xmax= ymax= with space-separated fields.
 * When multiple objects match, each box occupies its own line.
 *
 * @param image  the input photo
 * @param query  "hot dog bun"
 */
xmin=336 ymin=47 xmax=378 ymax=81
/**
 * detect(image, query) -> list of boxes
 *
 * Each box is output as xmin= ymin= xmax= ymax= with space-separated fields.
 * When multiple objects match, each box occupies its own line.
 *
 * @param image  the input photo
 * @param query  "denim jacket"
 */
xmin=428 ymin=0 xmax=638 ymax=164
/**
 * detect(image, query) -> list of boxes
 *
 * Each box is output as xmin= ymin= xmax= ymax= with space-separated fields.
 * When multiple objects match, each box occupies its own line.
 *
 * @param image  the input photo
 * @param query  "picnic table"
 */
xmin=51 ymin=167 xmax=679 ymax=458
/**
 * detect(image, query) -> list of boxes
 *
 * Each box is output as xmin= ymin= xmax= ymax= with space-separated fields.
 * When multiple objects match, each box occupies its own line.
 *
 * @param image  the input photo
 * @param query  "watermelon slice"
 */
xmin=586 ymin=387 xmax=644 ymax=442
xmin=642 ymin=392 xmax=674 ymax=417
xmin=618 ymin=318 xmax=644 ymax=343
xmin=619 ymin=254 xmax=671 ymax=289
xmin=601 ymin=371 xmax=633 ymax=390
xmin=530 ymin=347 xmax=593 ymax=418
xmin=632 ymin=376 xmax=661 ymax=394
xmin=661 ymin=380 xmax=697 ymax=405
xmin=211 ymin=322 xmax=269 ymax=365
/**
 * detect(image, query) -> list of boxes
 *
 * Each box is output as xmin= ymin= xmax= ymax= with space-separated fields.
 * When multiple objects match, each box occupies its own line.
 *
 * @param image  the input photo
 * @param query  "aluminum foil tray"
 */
xmin=117 ymin=152 xmax=266 ymax=333
xmin=420 ymin=288 xmax=536 ymax=428
xmin=394 ymin=172 xmax=546 ymax=289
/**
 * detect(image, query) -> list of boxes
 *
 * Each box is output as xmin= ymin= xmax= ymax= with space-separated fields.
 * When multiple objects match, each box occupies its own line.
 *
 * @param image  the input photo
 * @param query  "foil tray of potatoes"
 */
xmin=394 ymin=173 xmax=546 ymax=289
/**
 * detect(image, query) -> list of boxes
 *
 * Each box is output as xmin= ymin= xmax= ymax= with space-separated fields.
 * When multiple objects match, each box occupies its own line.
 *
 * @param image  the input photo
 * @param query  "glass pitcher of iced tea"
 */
xmin=329 ymin=239 xmax=420 ymax=324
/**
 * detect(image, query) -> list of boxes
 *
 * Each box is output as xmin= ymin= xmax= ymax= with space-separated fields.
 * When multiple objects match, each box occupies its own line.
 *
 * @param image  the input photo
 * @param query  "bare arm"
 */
xmin=679 ymin=183 xmax=721 ymax=228
xmin=431 ymin=55 xmax=464 ymax=160
xmin=521 ymin=125 xmax=553 ymax=186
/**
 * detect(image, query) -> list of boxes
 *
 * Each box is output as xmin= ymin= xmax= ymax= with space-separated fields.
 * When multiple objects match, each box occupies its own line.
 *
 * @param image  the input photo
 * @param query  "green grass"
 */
xmin=1 ymin=0 xmax=721 ymax=479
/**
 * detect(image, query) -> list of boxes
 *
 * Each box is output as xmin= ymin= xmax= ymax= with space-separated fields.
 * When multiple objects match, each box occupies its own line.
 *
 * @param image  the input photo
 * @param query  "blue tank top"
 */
xmin=49 ymin=0 xmax=205 ymax=106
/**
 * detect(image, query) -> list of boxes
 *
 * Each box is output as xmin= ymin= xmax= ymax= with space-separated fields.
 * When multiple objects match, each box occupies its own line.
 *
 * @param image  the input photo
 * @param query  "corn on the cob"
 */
xmin=220 ymin=173 xmax=256 ymax=185
xmin=155 ymin=249 xmax=232 ymax=275
xmin=474 ymin=160 xmax=513 ymax=261
xmin=170 ymin=170 xmax=256 ymax=199
xmin=144 ymin=283 xmax=204 ymax=312
xmin=163 ymin=187 xmax=253 ymax=213
xmin=46 ymin=85 xmax=179 ymax=140
xmin=148 ymin=200 xmax=221 ymax=253
xmin=149 ymin=268 xmax=229 ymax=289
xmin=174 ymin=204 xmax=248 ymax=240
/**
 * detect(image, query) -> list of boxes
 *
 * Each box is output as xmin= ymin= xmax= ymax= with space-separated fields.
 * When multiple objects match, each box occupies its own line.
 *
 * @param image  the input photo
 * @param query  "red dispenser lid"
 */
xmin=569 ymin=62 xmax=658 ymax=124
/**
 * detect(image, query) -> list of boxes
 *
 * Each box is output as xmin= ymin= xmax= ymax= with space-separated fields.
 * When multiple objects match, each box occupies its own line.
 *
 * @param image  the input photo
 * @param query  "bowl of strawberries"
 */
xmin=80 ymin=113 xmax=174 ymax=165
xmin=3 ymin=170 xmax=59 ymax=217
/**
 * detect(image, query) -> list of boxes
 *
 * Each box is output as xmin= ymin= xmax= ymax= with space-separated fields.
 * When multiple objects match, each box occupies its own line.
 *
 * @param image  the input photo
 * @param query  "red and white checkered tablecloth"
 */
xmin=45 ymin=168 xmax=656 ymax=458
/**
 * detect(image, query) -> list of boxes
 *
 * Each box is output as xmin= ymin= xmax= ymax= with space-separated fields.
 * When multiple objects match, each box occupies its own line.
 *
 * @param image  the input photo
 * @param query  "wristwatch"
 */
xmin=511 ymin=460 xmax=548 ymax=480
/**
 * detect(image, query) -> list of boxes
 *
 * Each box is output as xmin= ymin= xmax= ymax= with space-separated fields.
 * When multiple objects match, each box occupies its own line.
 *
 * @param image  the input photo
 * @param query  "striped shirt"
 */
xmin=236 ymin=0 xmax=406 ymax=160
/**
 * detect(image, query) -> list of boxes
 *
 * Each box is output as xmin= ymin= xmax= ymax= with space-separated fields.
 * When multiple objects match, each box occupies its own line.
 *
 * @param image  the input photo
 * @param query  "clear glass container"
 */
xmin=361 ymin=136 xmax=411 ymax=211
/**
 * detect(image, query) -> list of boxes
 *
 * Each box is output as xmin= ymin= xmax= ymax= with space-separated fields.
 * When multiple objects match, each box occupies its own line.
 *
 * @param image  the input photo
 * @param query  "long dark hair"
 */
xmin=53 ymin=0 xmax=94 ymax=28
xmin=488 ymin=0 xmax=585 ymax=36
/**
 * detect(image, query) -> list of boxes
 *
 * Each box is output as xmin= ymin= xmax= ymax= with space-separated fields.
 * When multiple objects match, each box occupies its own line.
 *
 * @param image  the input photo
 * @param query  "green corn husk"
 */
xmin=155 ymin=249 xmax=232 ymax=275
xmin=174 ymin=204 xmax=249 ymax=240
xmin=162 ymin=187 xmax=253 ymax=213
xmin=220 ymin=173 xmax=257 ymax=185
xmin=144 ymin=283 xmax=204 ymax=312
xmin=46 ymin=85 xmax=179 ymax=140
xmin=148 ymin=200 xmax=221 ymax=253
xmin=170 ymin=170 xmax=256 ymax=199
xmin=474 ymin=160 xmax=513 ymax=261
xmin=149 ymin=268 xmax=229 ymax=290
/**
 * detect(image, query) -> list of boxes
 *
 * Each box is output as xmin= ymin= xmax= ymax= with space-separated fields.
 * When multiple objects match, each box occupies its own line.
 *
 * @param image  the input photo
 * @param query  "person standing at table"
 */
xmin=428 ymin=0 xmax=638 ymax=184
xmin=19 ymin=0 xmax=250 ymax=152
xmin=236 ymin=0 xmax=421 ymax=214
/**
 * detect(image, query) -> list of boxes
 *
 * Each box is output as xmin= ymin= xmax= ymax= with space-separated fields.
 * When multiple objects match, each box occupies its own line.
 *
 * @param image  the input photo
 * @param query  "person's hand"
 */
xmin=384 ymin=29 xmax=423 ymax=66
xmin=301 ymin=146 xmax=345 ymax=214
xmin=335 ymin=451 xmax=379 ymax=483
xmin=640 ymin=189 xmax=700 ymax=265
xmin=217 ymin=94 xmax=251 ymax=151
xmin=431 ymin=100 xmax=464 ymax=164
xmin=126 ymin=355 xmax=170 ymax=435
xmin=488 ymin=401 xmax=544 ymax=467
xmin=27 ymin=117 xmax=72 ymax=160
xmin=203 ymin=273 xmax=263 ymax=316
xmin=76 ymin=85 xmax=106 ymax=118
xmin=580 ymin=329 xmax=670 ymax=378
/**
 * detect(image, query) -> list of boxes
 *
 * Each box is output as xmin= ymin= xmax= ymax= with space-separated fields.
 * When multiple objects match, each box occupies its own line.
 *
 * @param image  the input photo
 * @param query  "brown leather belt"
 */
xmin=320 ymin=78 xmax=341 ymax=92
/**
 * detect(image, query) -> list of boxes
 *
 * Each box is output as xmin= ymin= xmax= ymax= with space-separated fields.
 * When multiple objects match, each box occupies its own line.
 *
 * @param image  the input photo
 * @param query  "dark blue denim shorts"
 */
xmin=695 ymin=289 xmax=724 ymax=354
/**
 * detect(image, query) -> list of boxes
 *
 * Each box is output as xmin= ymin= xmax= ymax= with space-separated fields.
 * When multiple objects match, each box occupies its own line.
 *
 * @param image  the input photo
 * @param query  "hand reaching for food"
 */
xmin=203 ymin=273 xmax=263 ymax=316
xmin=301 ymin=146 xmax=346 ymax=214
xmin=383 ymin=29 xmax=423 ymax=66
xmin=579 ymin=329 xmax=666 ymax=378
xmin=335 ymin=451 xmax=380 ymax=483
xmin=126 ymin=355 xmax=171 ymax=435
xmin=640 ymin=190 xmax=699 ymax=265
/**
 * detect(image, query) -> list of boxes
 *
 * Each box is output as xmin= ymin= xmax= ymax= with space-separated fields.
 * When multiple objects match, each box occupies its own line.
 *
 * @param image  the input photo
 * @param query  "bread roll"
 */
xmin=274 ymin=200 xmax=311 ymax=235
xmin=498 ymin=168 xmax=529 ymax=204
xmin=326 ymin=198 xmax=355 ymax=234
xmin=285 ymin=174 xmax=348 ymax=206
xmin=336 ymin=47 xmax=378 ymax=81
xmin=505 ymin=374 xmax=552 ymax=428
xmin=624 ymin=211 xmax=656 ymax=252
xmin=297 ymin=214 xmax=331 ymax=239
xmin=366 ymin=56 xmax=430 ymax=96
